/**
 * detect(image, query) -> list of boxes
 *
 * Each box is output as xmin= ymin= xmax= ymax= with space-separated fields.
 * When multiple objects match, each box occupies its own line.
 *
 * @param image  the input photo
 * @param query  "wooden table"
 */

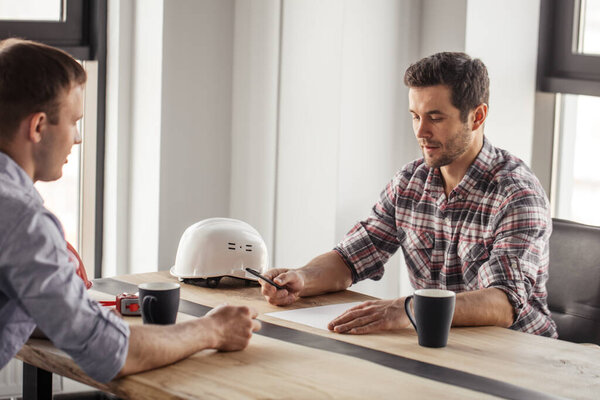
xmin=17 ymin=271 xmax=600 ymax=399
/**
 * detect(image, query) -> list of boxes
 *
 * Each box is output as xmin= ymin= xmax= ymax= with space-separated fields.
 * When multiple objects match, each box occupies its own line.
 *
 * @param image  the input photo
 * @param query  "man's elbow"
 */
xmin=114 ymin=356 xmax=136 ymax=379
xmin=498 ymin=310 xmax=515 ymax=328
xmin=494 ymin=288 xmax=516 ymax=328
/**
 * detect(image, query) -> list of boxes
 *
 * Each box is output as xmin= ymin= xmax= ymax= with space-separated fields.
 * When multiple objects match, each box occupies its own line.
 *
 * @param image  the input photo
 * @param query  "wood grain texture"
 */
xmin=17 ymin=271 xmax=600 ymax=399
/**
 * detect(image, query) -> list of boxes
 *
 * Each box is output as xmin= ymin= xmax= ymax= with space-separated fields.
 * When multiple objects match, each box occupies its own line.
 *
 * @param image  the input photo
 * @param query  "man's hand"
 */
xmin=260 ymin=268 xmax=305 ymax=306
xmin=118 ymin=304 xmax=261 ymax=378
xmin=205 ymin=305 xmax=262 ymax=351
xmin=328 ymin=298 xmax=411 ymax=334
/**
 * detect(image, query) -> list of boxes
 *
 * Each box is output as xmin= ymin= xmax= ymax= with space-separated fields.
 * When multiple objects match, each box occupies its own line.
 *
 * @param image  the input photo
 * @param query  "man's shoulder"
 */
xmin=484 ymin=146 xmax=548 ymax=204
xmin=0 ymin=179 xmax=35 ymax=235
xmin=490 ymin=150 xmax=540 ymax=187
xmin=0 ymin=182 xmax=62 ymax=251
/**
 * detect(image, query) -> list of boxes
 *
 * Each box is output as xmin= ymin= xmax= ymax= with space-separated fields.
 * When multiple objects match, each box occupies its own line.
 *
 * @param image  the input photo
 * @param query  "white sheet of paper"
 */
xmin=265 ymin=302 xmax=363 ymax=331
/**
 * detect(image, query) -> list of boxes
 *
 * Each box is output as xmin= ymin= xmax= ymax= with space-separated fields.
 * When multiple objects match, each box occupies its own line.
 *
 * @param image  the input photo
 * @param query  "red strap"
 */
xmin=66 ymin=241 xmax=93 ymax=289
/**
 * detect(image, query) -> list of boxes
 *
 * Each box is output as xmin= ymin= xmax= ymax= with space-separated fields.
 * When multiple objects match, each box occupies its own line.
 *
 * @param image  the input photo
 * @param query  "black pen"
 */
xmin=245 ymin=267 xmax=285 ymax=290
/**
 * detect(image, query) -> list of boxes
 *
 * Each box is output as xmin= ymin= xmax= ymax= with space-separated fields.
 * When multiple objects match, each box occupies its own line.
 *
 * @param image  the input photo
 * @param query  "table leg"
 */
xmin=22 ymin=362 xmax=52 ymax=400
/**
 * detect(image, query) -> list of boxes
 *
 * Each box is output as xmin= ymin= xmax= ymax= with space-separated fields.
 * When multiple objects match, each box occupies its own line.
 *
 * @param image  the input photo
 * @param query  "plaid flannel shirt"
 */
xmin=334 ymin=137 xmax=557 ymax=337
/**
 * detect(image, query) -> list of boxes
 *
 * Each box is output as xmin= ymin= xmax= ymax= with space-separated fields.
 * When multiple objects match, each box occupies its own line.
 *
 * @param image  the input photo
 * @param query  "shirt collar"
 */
xmin=424 ymin=165 xmax=444 ymax=196
xmin=0 ymin=151 xmax=44 ymax=204
xmin=453 ymin=136 xmax=497 ymax=200
xmin=423 ymin=136 xmax=497 ymax=200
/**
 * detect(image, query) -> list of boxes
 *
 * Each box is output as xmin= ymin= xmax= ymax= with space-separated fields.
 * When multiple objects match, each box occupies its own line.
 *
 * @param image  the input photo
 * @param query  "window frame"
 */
xmin=534 ymin=0 xmax=600 ymax=226
xmin=537 ymin=0 xmax=600 ymax=96
xmin=0 ymin=0 xmax=107 ymax=278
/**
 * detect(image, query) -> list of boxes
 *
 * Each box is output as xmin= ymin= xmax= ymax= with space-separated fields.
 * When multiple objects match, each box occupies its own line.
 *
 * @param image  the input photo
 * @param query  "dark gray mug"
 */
xmin=138 ymin=282 xmax=180 ymax=325
xmin=404 ymin=289 xmax=456 ymax=348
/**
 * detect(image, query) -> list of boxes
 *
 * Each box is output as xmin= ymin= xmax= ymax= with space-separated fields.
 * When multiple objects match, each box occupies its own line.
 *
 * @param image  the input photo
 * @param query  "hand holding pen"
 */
xmin=256 ymin=267 xmax=305 ymax=306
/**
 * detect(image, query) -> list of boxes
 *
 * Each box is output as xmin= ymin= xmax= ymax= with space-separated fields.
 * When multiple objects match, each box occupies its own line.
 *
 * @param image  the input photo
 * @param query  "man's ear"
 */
xmin=28 ymin=112 xmax=46 ymax=143
xmin=471 ymin=103 xmax=488 ymax=131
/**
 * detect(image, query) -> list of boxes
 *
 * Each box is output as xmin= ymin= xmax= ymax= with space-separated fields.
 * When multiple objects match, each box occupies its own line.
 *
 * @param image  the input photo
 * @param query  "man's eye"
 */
xmin=430 ymin=117 xmax=443 ymax=122
xmin=412 ymin=115 xmax=420 ymax=121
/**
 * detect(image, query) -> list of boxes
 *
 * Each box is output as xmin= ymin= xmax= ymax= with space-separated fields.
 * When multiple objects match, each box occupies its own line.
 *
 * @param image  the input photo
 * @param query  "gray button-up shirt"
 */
xmin=0 ymin=152 xmax=129 ymax=383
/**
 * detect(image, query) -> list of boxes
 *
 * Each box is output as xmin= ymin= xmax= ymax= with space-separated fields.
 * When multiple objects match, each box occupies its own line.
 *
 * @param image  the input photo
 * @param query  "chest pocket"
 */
xmin=457 ymin=241 xmax=490 ymax=283
xmin=401 ymin=229 xmax=435 ymax=279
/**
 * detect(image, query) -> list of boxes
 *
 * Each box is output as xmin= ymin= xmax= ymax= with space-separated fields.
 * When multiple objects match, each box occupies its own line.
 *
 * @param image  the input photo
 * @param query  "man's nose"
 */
xmin=74 ymin=129 xmax=82 ymax=145
xmin=415 ymin=120 xmax=431 ymax=139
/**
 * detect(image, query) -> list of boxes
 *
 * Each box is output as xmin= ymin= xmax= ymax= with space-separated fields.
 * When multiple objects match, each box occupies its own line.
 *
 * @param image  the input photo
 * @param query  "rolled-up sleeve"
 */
xmin=335 ymin=172 xmax=403 ymax=283
xmin=0 ymin=211 xmax=129 ymax=383
xmin=477 ymin=187 xmax=553 ymax=333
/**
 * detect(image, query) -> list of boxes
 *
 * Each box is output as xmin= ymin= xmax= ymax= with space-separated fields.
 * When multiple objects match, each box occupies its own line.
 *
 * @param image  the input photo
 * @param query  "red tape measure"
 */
xmin=99 ymin=293 xmax=141 ymax=316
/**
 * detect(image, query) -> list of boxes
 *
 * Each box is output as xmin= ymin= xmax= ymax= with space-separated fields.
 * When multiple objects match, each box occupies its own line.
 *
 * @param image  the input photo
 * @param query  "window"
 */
xmin=0 ymin=0 xmax=63 ymax=21
xmin=0 ymin=0 xmax=107 ymax=277
xmin=537 ymin=0 xmax=600 ymax=226
xmin=576 ymin=0 xmax=600 ymax=55
xmin=35 ymin=121 xmax=82 ymax=248
xmin=552 ymin=94 xmax=600 ymax=225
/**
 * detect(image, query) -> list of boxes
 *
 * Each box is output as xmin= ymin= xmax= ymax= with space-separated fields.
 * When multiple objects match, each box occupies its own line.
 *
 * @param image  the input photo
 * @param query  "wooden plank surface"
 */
xmin=17 ymin=290 xmax=492 ymax=399
xmin=115 ymin=272 xmax=600 ymax=399
xmin=17 ymin=271 xmax=600 ymax=399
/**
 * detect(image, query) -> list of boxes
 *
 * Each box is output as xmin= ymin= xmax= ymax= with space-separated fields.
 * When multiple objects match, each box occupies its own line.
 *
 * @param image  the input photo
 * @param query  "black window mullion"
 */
xmin=538 ymin=0 xmax=600 ymax=96
xmin=0 ymin=1 xmax=86 ymax=52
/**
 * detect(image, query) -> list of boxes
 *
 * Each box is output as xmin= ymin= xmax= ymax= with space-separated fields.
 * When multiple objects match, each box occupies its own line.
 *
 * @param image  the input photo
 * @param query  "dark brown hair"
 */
xmin=404 ymin=52 xmax=489 ymax=122
xmin=0 ymin=38 xmax=86 ymax=142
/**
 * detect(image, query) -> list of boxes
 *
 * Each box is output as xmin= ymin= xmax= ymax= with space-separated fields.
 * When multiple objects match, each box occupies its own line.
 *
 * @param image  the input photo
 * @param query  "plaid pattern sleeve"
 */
xmin=334 ymin=169 xmax=408 ymax=283
xmin=334 ymin=137 xmax=557 ymax=337
xmin=478 ymin=178 xmax=555 ymax=336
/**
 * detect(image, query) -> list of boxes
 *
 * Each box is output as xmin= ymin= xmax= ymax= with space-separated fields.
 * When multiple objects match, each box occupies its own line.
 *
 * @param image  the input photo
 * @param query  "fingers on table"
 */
xmin=329 ymin=306 xmax=380 ymax=333
xmin=251 ymin=319 xmax=262 ymax=332
xmin=346 ymin=320 xmax=384 ymax=335
xmin=267 ymin=290 xmax=297 ymax=306
xmin=247 ymin=306 xmax=259 ymax=319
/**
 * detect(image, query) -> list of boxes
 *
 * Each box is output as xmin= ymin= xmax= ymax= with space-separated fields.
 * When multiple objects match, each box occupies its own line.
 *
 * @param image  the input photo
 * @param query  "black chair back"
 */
xmin=547 ymin=218 xmax=600 ymax=344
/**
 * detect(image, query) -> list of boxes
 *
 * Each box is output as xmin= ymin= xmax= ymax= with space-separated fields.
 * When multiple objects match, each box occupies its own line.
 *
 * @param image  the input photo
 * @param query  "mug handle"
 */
xmin=404 ymin=295 xmax=418 ymax=332
xmin=142 ymin=295 xmax=157 ymax=324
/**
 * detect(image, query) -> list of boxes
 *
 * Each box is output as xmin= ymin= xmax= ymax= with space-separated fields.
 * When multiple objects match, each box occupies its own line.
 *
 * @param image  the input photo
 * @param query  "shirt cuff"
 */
xmin=74 ymin=307 xmax=130 ymax=383
xmin=333 ymin=247 xmax=360 ymax=283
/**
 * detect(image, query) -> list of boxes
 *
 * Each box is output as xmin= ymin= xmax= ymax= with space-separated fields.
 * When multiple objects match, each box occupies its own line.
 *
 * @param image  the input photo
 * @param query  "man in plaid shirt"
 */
xmin=261 ymin=52 xmax=557 ymax=338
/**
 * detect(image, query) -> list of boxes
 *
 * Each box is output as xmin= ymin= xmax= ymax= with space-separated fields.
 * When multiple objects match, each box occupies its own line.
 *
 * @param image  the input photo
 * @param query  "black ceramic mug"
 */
xmin=404 ymin=289 xmax=456 ymax=348
xmin=138 ymin=282 xmax=180 ymax=325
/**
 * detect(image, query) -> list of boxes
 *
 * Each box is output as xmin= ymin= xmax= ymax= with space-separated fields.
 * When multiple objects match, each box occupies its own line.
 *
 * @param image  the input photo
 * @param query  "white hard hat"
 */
xmin=170 ymin=218 xmax=269 ymax=287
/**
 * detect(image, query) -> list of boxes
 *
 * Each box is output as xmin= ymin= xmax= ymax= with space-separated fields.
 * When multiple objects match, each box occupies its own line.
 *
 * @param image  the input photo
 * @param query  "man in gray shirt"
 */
xmin=0 ymin=38 xmax=261 ymax=383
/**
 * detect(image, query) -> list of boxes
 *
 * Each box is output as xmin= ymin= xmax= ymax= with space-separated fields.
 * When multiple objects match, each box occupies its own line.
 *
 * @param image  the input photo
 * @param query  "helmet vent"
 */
xmin=245 ymin=244 xmax=253 ymax=252
xmin=228 ymin=242 xmax=236 ymax=250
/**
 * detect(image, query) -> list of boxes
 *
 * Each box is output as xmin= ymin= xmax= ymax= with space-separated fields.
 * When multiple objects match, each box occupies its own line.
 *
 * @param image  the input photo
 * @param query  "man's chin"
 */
xmin=37 ymin=171 xmax=63 ymax=182
xmin=424 ymin=157 xmax=450 ymax=169
xmin=423 ymin=157 xmax=439 ymax=168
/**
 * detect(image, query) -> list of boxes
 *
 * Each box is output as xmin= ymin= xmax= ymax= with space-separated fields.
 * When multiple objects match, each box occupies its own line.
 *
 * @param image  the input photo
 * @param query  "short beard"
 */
xmin=422 ymin=124 xmax=471 ymax=169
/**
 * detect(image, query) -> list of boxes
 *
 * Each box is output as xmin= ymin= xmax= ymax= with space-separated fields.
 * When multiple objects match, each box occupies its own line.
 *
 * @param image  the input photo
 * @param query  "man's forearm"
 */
xmin=298 ymin=251 xmax=353 ymax=297
xmin=117 ymin=318 xmax=215 ymax=377
xmin=452 ymin=287 xmax=514 ymax=328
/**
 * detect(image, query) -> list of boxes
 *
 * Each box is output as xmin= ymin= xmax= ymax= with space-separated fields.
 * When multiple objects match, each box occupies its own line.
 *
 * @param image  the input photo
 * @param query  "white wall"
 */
xmin=274 ymin=0 xmax=345 ymax=267
xmin=419 ymin=0 xmax=467 ymax=57
xmin=158 ymin=0 xmax=235 ymax=270
xmin=465 ymin=0 xmax=541 ymax=165
xmin=104 ymin=0 xmax=164 ymax=275
xmin=229 ymin=0 xmax=280 ymax=265
xmin=129 ymin=0 xmax=164 ymax=273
